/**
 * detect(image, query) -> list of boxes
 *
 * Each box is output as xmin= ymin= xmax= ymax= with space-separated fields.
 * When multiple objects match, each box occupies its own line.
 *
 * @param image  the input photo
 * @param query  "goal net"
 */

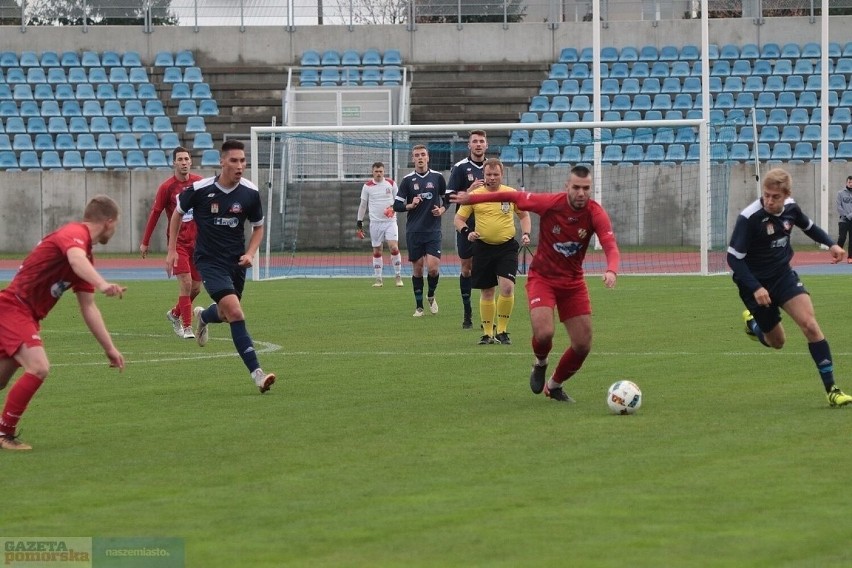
xmin=249 ymin=119 xmax=731 ymax=279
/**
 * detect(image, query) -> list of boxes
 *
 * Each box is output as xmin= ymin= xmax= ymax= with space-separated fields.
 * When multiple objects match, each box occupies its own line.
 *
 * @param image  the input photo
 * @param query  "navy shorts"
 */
xmin=471 ymin=239 xmax=519 ymax=289
xmin=196 ymin=256 xmax=247 ymax=303
xmin=735 ymin=268 xmax=808 ymax=333
xmin=406 ymin=231 xmax=442 ymax=262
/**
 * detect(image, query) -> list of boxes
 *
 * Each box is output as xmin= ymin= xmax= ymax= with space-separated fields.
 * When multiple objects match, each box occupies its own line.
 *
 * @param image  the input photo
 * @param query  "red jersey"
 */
xmin=141 ymin=174 xmax=203 ymax=248
xmin=466 ymin=191 xmax=620 ymax=282
xmin=1 ymin=222 xmax=96 ymax=321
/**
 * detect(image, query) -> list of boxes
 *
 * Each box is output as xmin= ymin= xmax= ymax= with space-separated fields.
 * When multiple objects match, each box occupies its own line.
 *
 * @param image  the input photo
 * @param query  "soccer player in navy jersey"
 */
xmin=446 ymin=130 xmax=488 ymax=329
xmin=728 ymin=167 xmax=852 ymax=407
xmin=140 ymin=147 xmax=203 ymax=339
xmin=393 ymin=145 xmax=448 ymax=317
xmin=0 ymin=195 xmax=126 ymax=450
xmin=166 ymin=140 xmax=275 ymax=394
xmin=452 ymin=165 xmax=619 ymax=402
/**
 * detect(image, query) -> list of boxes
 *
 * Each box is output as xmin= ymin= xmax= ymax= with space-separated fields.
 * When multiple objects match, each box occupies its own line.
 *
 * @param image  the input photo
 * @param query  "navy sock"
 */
xmin=201 ymin=303 xmax=222 ymax=324
xmin=460 ymin=275 xmax=472 ymax=317
xmin=748 ymin=319 xmax=769 ymax=347
xmin=808 ymin=339 xmax=835 ymax=392
xmin=230 ymin=320 xmax=260 ymax=373
xmin=413 ymin=276 xmax=424 ymax=309
xmin=427 ymin=274 xmax=439 ymax=298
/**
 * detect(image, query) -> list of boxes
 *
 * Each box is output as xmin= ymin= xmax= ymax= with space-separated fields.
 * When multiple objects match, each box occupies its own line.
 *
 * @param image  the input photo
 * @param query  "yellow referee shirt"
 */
xmin=457 ymin=186 xmax=520 ymax=245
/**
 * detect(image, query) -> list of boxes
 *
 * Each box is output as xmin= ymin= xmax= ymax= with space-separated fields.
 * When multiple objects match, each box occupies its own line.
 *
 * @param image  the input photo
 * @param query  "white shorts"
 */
xmin=370 ymin=219 xmax=399 ymax=247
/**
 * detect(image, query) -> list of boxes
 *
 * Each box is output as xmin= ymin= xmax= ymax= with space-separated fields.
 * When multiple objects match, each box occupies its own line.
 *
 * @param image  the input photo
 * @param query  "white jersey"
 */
xmin=360 ymin=178 xmax=398 ymax=222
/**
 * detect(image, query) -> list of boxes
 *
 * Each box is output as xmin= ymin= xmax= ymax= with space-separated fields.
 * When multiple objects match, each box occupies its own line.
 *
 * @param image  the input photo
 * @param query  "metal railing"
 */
xmin=1 ymin=1 xmax=850 ymax=31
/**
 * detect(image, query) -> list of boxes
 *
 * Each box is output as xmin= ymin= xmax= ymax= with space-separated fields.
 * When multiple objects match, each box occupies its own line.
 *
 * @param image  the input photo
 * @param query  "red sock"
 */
xmin=552 ymin=348 xmax=588 ymax=385
xmin=0 ymin=373 xmax=44 ymax=436
xmin=531 ymin=336 xmax=553 ymax=362
xmin=179 ymin=295 xmax=192 ymax=328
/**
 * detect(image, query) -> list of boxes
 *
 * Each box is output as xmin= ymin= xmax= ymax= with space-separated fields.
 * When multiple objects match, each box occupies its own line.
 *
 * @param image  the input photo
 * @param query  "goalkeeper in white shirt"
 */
xmin=356 ymin=162 xmax=404 ymax=287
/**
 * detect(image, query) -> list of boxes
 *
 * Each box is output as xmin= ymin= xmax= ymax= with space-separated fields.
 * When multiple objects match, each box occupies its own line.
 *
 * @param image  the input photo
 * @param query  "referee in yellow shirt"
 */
xmin=454 ymin=158 xmax=531 ymax=345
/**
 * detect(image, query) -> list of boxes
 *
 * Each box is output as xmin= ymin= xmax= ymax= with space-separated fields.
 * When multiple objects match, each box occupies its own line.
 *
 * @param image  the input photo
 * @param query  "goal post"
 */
xmin=249 ymin=119 xmax=727 ymax=279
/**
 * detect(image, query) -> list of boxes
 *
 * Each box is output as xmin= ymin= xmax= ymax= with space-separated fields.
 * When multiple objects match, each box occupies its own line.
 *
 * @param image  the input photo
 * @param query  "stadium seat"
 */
xmin=836 ymin=142 xmax=852 ymax=160
xmin=82 ymin=100 xmax=102 ymax=117
xmin=83 ymin=150 xmax=104 ymax=168
xmin=13 ymin=84 xmax=33 ymax=101
xmin=299 ymin=68 xmax=319 ymax=86
xmin=173 ymin=50 xmax=194 ymax=67
xmin=152 ymin=116 xmax=172 ymax=133
xmin=763 ymin=75 xmax=783 ymax=93
xmin=159 ymin=132 xmax=180 ymax=150
xmin=90 ymin=116 xmax=110 ymax=134
xmin=129 ymin=67 xmax=149 ymax=83
xmin=58 ymin=51 xmax=79 ymax=67
xmin=789 ymin=108 xmax=811 ymax=126
xmin=95 ymin=83 xmax=116 ymax=101
xmin=80 ymin=51 xmax=100 ymax=67
xmin=550 ymin=95 xmax=570 ymax=113
xmin=200 ymin=149 xmax=220 ymax=167
xmin=793 ymin=60 xmax=813 ymax=76
xmin=837 ymin=58 xmax=852 ymax=74
xmin=361 ymin=48 xmax=381 ymax=66
xmin=569 ymin=63 xmax=589 ymax=79
xmin=124 ymin=100 xmax=144 ymax=117
xmin=829 ymin=124 xmax=844 ymax=142
xmin=117 ymin=133 xmax=138 ymax=150
xmin=54 ymin=133 xmax=74 ymax=151
xmin=62 ymin=150 xmax=84 ymax=169
xmin=46 ymin=67 xmax=67 ymax=85
xmin=177 ymin=99 xmax=198 ymax=116
xmin=18 ymin=100 xmax=39 ymax=117
xmin=771 ymin=142 xmax=792 ymax=161
xmin=611 ymin=94 xmax=631 ymax=113
xmin=607 ymin=62 xmax=628 ymax=79
xmin=67 ymin=117 xmax=89 ymax=134
xmin=767 ymin=108 xmax=788 ymax=125
xmin=26 ymin=117 xmax=46 ymax=134
xmin=382 ymin=49 xmax=402 ymax=66
xmin=602 ymin=145 xmax=622 ymax=163
xmin=0 ymin=149 xmax=17 ymax=169
xmin=193 ymin=132 xmax=214 ymax=150
xmin=540 ymin=111 xmax=559 ymax=124
xmin=75 ymin=84 xmax=95 ymax=100
xmin=761 ymin=43 xmax=781 ymax=59
xmin=629 ymin=62 xmax=650 ymax=78
xmin=780 ymin=125 xmax=801 ymax=142
xmin=540 ymin=145 xmax=562 ymax=164
xmin=33 ymin=133 xmax=54 ymax=151
xmin=723 ymin=76 xmax=743 ymax=93
xmin=714 ymin=93 xmax=734 ymax=110
xmin=729 ymin=143 xmax=750 ymax=162
xmin=780 ymin=43 xmax=800 ymax=59
xmin=801 ymin=124 xmax=821 ymax=142
xmin=138 ymin=132 xmax=159 ymax=149
xmin=831 ymin=108 xmax=851 ymax=125
xmin=711 ymin=60 xmax=730 ymax=77
xmin=97 ymin=133 xmax=118 ymax=150
xmin=5 ymin=117 xmax=25 ymax=133
xmin=320 ymin=50 xmax=341 ymax=66
xmin=40 ymin=150 xmax=62 ymax=170
xmin=570 ymin=95 xmax=590 ymax=112
xmin=66 ymin=67 xmax=87 ymax=84
xmin=773 ymin=59 xmax=793 ymax=75
xmin=0 ymin=52 xmax=18 ymax=67
xmin=759 ymin=125 xmax=780 ymax=143
xmin=125 ymin=149 xmax=147 ymax=168
xmin=163 ymin=67 xmax=182 ymax=83
xmin=147 ymin=149 xmax=169 ymax=168
xmin=776 ymin=92 xmax=797 ymax=109
xmin=154 ymin=51 xmax=175 ymax=67
xmin=829 ymin=74 xmax=847 ymax=91
xmin=25 ymin=67 xmax=46 ymax=84
xmin=41 ymin=100 xmax=61 ymax=118
xmin=320 ymin=67 xmax=340 ymax=85
xmin=539 ymin=80 xmax=560 ymax=96
xmin=731 ymin=60 xmax=751 ymax=76
xmin=130 ymin=116 xmax=152 ymax=133
xmin=641 ymin=77 xmax=661 ymax=94
xmin=339 ymin=49 xmax=360 ymax=67
xmin=18 ymin=150 xmax=39 ymax=169
xmin=102 ymin=100 xmax=123 ymax=117
xmin=99 ymin=51 xmax=120 ymax=68
xmin=579 ymin=79 xmax=593 ymax=95
xmin=12 ymin=133 xmax=32 ymax=151
xmin=756 ymin=92 xmax=776 ymax=109
xmin=183 ymin=67 xmax=203 ymax=83
xmin=791 ymin=142 xmax=814 ymax=161
xmin=87 ymin=67 xmax=108 ymax=84
xmin=117 ymin=83 xmax=138 ymax=101
xmin=144 ymin=100 xmax=165 ymax=116
xmin=122 ymin=51 xmax=142 ymax=67
xmin=750 ymin=59 xmax=771 ymax=77
xmin=103 ymin=150 xmax=125 ymax=169
xmin=191 ymin=83 xmax=212 ymax=99
xmin=0 ymin=134 xmax=10 ymax=150
xmin=499 ymin=145 xmax=520 ymax=164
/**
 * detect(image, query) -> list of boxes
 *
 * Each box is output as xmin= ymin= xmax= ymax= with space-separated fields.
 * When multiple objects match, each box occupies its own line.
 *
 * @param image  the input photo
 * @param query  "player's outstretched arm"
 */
xmin=76 ymin=290 xmax=125 ymax=372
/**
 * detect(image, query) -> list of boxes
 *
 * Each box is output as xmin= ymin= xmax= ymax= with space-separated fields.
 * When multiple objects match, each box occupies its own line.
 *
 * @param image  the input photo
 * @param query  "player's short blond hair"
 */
xmin=763 ymin=168 xmax=792 ymax=196
xmin=483 ymin=158 xmax=503 ymax=172
xmin=84 ymin=195 xmax=120 ymax=222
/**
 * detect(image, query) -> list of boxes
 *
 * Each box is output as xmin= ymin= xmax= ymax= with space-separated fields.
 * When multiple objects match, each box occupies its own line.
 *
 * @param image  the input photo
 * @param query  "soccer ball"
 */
xmin=606 ymin=380 xmax=642 ymax=415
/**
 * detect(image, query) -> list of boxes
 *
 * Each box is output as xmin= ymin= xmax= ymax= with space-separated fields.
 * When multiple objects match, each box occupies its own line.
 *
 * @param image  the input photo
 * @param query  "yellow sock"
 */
xmin=480 ymin=296 xmax=496 ymax=336
xmin=495 ymin=294 xmax=515 ymax=334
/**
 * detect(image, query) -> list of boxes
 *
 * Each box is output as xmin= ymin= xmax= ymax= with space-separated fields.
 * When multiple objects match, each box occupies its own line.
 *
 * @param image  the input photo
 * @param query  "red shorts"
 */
xmin=0 ymin=295 xmax=42 ymax=362
xmin=525 ymin=274 xmax=591 ymax=321
xmin=174 ymin=243 xmax=200 ymax=281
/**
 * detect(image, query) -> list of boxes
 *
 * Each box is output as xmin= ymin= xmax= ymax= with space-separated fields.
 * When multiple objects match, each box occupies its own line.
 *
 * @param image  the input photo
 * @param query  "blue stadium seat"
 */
xmin=175 ymin=50 xmax=195 ymax=67
xmin=779 ymin=43 xmax=800 ymax=59
xmin=569 ymin=63 xmax=589 ymax=79
xmin=750 ymin=59 xmax=771 ymax=77
xmin=723 ymin=76 xmax=743 ymax=93
xmin=82 ymin=100 xmax=102 ymax=117
xmin=103 ymin=150 xmax=125 ymax=169
xmin=629 ymin=62 xmax=650 ymax=78
xmin=0 ymin=150 xmax=17 ymax=169
xmin=742 ymin=76 xmax=763 ymax=94
xmin=382 ymin=49 xmax=402 ymax=66
xmin=90 ymin=116 xmax=110 ymax=134
xmin=360 ymin=66 xmax=380 ymax=85
xmin=621 ymin=144 xmax=642 ymax=163
xmin=652 ymin=94 xmax=672 ymax=111
xmin=5 ymin=117 xmax=25 ymax=133
xmin=80 ymin=51 xmax=100 ymax=67
xmin=147 ymin=149 xmax=169 ymax=168
xmin=75 ymin=84 xmax=95 ymax=100
xmin=771 ymin=142 xmax=792 ymax=161
xmin=139 ymin=132 xmax=159 ymax=148
xmin=299 ymin=68 xmax=319 ymax=86
xmin=641 ymin=77 xmax=661 ymax=94
xmin=83 ymin=150 xmax=104 ymax=168
xmin=759 ymin=125 xmax=780 ymax=143
xmin=767 ymin=108 xmax=788 ymax=125
xmin=789 ymin=108 xmax=811 ymax=126
xmin=602 ymin=145 xmax=622 ymax=163
xmin=666 ymin=61 xmax=688 ymax=78
xmin=95 ymin=83 xmax=116 ymax=100
xmin=125 ymin=150 xmax=147 ymax=168
xmin=658 ymin=45 xmax=678 ymax=62
xmin=0 ymin=52 xmax=18 ymax=67
xmin=731 ymin=60 xmax=751 ymax=76
xmin=41 ymin=100 xmax=61 ymax=117
xmin=320 ymin=50 xmax=341 ymax=66
xmin=549 ymin=95 xmax=570 ymax=113
xmin=102 ymin=100 xmax=123 ymax=117
xmin=52 ymin=84 xmax=72 ymax=103
xmin=829 ymin=124 xmax=845 ymax=142
xmin=829 ymin=74 xmax=847 ymax=91
xmin=67 ymin=67 xmax=87 ymax=84
xmin=756 ymin=92 xmax=776 ymax=109
xmin=163 ymin=67 xmax=182 ymax=83
xmin=539 ymin=79 xmax=560 ymax=96
xmin=33 ymin=133 xmax=54 ymax=151
xmin=51 ymin=116 xmax=75 ymax=134
xmin=714 ymin=92 xmax=734 ymax=110
xmin=122 ymin=51 xmax=142 ymax=67
xmin=676 ymin=45 xmax=697 ymax=61
xmin=183 ymin=67 xmax=203 ymax=83
xmin=12 ymin=133 xmax=32 ymax=151
xmin=177 ymin=99 xmax=198 ymax=116
xmin=18 ymin=150 xmax=40 ymax=169
xmin=62 ymin=150 xmax=84 ymax=169
xmin=665 ymin=110 xmax=684 ymax=121
xmin=578 ymin=47 xmax=593 ymax=62
xmin=26 ymin=117 xmax=46 ymax=134
xmin=815 ymin=142 xmax=835 ymax=159
xmin=46 ymin=67 xmax=67 ymax=85
xmin=739 ymin=44 xmax=759 ymax=59
xmin=117 ymin=132 xmax=138 ymax=149
xmin=644 ymin=144 xmax=665 ymax=163
xmin=160 ymin=132 xmax=180 ymax=150
xmin=54 ymin=133 xmax=74 ymax=151
xmin=59 ymin=51 xmax=79 ymax=67
xmin=665 ymin=143 xmax=686 ymax=162
xmin=154 ymin=51 xmax=175 ymax=67
xmin=707 ymin=44 xmax=719 ymax=60
xmin=130 ymin=116 xmax=154 ymax=133
xmin=339 ymin=50 xmax=360 ymax=66
xmin=837 ymin=58 xmax=852 ymax=74
xmin=97 ymin=133 xmax=117 ymax=150
xmin=529 ymin=130 xmax=550 ymax=146
xmin=648 ymin=62 xmax=668 ymax=78
xmin=193 ymin=132 xmax=214 ymax=150
xmin=773 ymin=59 xmax=793 ymax=75
xmin=152 ymin=116 xmax=172 ymax=132
xmin=382 ymin=66 xmax=402 ymax=85
xmin=361 ymin=49 xmax=381 ymax=66
xmin=320 ymin=67 xmax=340 ymax=85
xmin=499 ymin=145 xmax=520 ymax=164
xmin=144 ymin=100 xmax=165 ymax=116
xmin=100 ymin=51 xmax=121 ymax=67
xmin=540 ymin=145 xmax=562 ymax=164
xmin=191 ymin=83 xmax=212 ymax=99
xmin=836 ymin=142 xmax=852 ymax=160
xmin=660 ymin=77 xmax=681 ymax=94
xmin=26 ymin=68 xmax=46 ymax=84
xmin=761 ymin=43 xmax=781 ymax=58
xmin=570 ymin=95 xmax=590 ymax=112
xmin=129 ymin=67 xmax=149 ymax=83
xmin=87 ymin=67 xmax=108 ymax=83
xmin=639 ymin=45 xmax=658 ymax=61
xmin=793 ymin=59 xmax=813 ymax=76
xmin=791 ymin=142 xmax=814 ymax=161
xmin=763 ymin=75 xmax=784 ymax=93
xmin=0 ymin=134 xmax=10 ymax=151
xmin=200 ymin=149 xmax=220 ymax=167
xmin=776 ymin=92 xmax=797 ymax=109
xmin=13 ymin=84 xmax=33 ymax=101
xmin=521 ymin=146 xmax=540 ymax=164
xmin=711 ymin=60 xmax=730 ymax=77
xmin=780 ymin=125 xmax=801 ymax=142
xmin=529 ymin=96 xmax=549 ymax=113
xmin=729 ymin=143 xmax=750 ymax=162
xmin=800 ymin=124 xmax=821 ymax=143
xmin=108 ymin=67 xmax=129 ymax=84
xmin=198 ymin=99 xmax=219 ymax=116
xmin=39 ymin=50 xmax=59 ymax=67
xmin=124 ymin=100 xmax=144 ymax=117
xmin=561 ymin=146 xmax=581 ymax=164
xmin=41 ymin=150 xmax=62 ymax=169
xmin=719 ymin=44 xmax=739 ymax=60
xmin=19 ymin=100 xmax=39 ymax=117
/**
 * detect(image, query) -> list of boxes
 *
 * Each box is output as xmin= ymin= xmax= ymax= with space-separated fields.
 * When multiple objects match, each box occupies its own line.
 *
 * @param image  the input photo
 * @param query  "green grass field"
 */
xmin=4 ymin=275 xmax=852 ymax=567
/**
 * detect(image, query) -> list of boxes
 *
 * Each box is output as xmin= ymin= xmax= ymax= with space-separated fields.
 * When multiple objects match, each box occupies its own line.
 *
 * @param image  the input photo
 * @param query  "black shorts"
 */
xmin=471 ymin=238 xmax=520 ymax=289
xmin=456 ymin=216 xmax=475 ymax=260
xmin=196 ymin=256 xmax=247 ymax=303
xmin=735 ymin=268 xmax=808 ymax=332
xmin=407 ymin=231 xmax=442 ymax=262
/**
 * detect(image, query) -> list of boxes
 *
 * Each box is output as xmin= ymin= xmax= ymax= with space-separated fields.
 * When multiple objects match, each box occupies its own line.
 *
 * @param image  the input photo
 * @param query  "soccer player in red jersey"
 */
xmin=140 ymin=147 xmax=203 ymax=338
xmin=451 ymin=165 xmax=620 ymax=402
xmin=0 ymin=195 xmax=126 ymax=451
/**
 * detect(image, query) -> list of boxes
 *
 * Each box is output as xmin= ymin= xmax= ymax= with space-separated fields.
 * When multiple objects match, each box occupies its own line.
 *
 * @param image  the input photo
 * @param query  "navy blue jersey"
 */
xmin=394 ymin=169 xmax=446 ymax=233
xmin=177 ymin=175 xmax=264 ymax=262
xmin=728 ymin=197 xmax=833 ymax=291
xmin=446 ymin=157 xmax=485 ymax=196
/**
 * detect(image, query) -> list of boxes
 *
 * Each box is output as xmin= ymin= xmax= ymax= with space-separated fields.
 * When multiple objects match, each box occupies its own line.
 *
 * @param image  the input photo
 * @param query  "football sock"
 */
xmin=552 ymin=347 xmax=588 ymax=384
xmin=391 ymin=252 xmax=402 ymax=276
xmin=546 ymin=378 xmax=560 ymax=390
xmin=531 ymin=336 xmax=552 ymax=363
xmin=426 ymin=274 xmax=439 ymax=297
xmin=495 ymin=294 xmax=514 ymax=334
xmin=748 ymin=319 xmax=769 ymax=347
xmin=201 ymin=303 xmax=222 ymax=324
xmin=372 ymin=252 xmax=383 ymax=278
xmin=808 ymin=339 xmax=835 ymax=392
xmin=479 ymin=297 xmax=496 ymax=337
xmin=413 ymin=276 xmax=424 ymax=309
xmin=460 ymin=275 xmax=472 ymax=319
xmin=178 ymin=295 xmax=192 ymax=328
xmin=230 ymin=320 xmax=260 ymax=373
xmin=0 ymin=372 xmax=43 ymax=436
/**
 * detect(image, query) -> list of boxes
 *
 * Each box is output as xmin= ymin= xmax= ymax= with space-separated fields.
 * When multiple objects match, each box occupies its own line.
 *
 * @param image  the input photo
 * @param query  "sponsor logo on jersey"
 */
xmin=50 ymin=280 xmax=71 ymax=299
xmin=553 ymin=241 xmax=583 ymax=257
xmin=229 ymin=203 xmax=243 ymax=214
xmin=578 ymin=229 xmax=588 ymax=239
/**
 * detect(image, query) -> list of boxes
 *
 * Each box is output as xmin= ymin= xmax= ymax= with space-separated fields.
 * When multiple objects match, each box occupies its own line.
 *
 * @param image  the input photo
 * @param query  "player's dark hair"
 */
xmin=571 ymin=165 xmax=591 ymax=178
xmin=84 ymin=195 xmax=120 ymax=222
xmin=172 ymin=146 xmax=190 ymax=161
xmin=469 ymin=129 xmax=487 ymax=139
xmin=372 ymin=162 xmax=385 ymax=170
xmin=221 ymin=139 xmax=245 ymax=153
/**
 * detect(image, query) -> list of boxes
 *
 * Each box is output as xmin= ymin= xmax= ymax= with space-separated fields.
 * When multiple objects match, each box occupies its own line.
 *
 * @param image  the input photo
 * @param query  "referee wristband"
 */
xmin=460 ymin=226 xmax=471 ymax=236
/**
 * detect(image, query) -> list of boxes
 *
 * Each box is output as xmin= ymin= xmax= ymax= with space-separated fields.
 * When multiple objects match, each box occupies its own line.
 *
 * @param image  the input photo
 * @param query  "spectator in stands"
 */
xmin=140 ymin=147 xmax=204 ymax=338
xmin=834 ymin=175 xmax=852 ymax=264
xmin=393 ymin=145 xmax=448 ymax=317
xmin=0 ymin=196 xmax=126 ymax=451
xmin=446 ymin=130 xmax=488 ymax=329
xmin=356 ymin=162 xmax=404 ymax=288
xmin=166 ymin=140 xmax=275 ymax=394
xmin=453 ymin=158 xmax=531 ymax=345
